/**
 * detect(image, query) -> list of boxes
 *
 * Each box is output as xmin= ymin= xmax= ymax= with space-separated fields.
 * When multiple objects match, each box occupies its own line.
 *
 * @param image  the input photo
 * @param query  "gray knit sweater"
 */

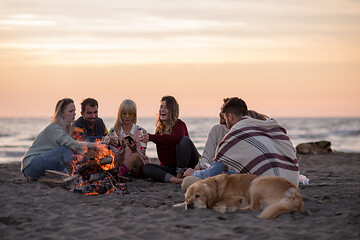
xmin=21 ymin=122 xmax=89 ymax=171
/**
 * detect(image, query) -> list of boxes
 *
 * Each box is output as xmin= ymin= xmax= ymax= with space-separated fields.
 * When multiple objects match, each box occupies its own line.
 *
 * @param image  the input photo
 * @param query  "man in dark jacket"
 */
xmin=71 ymin=98 xmax=108 ymax=142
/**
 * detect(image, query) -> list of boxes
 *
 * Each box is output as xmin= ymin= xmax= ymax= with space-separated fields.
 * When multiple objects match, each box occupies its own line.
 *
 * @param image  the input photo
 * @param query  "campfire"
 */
xmin=36 ymin=128 xmax=129 ymax=195
xmin=67 ymin=145 xmax=129 ymax=195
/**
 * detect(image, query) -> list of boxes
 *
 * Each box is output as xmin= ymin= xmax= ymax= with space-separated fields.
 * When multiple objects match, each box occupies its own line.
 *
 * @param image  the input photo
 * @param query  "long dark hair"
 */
xmin=156 ymin=96 xmax=179 ymax=134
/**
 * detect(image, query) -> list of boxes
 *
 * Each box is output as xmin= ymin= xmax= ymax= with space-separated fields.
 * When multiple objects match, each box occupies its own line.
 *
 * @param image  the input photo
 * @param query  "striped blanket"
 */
xmin=214 ymin=116 xmax=299 ymax=186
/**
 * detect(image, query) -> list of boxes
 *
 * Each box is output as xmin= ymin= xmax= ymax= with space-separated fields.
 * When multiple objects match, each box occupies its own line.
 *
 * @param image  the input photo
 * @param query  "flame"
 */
xmin=93 ymin=143 xmax=117 ymax=171
xmin=68 ymin=131 xmax=122 ymax=195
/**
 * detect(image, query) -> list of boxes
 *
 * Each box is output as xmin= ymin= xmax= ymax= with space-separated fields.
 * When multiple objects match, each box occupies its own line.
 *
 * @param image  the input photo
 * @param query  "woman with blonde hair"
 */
xmin=110 ymin=99 xmax=150 ymax=178
xmin=22 ymin=98 xmax=101 ymax=181
xmin=142 ymin=96 xmax=199 ymax=183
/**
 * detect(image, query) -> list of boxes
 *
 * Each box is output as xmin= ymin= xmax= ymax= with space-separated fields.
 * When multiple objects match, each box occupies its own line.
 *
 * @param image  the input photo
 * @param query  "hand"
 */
xmin=122 ymin=138 xmax=137 ymax=153
xmin=108 ymin=135 xmax=119 ymax=147
xmin=183 ymin=168 xmax=195 ymax=177
xmin=128 ymin=140 xmax=137 ymax=153
xmin=194 ymin=163 xmax=201 ymax=170
xmin=100 ymin=136 xmax=110 ymax=145
xmin=88 ymin=141 xmax=105 ymax=149
xmin=141 ymin=133 xmax=149 ymax=143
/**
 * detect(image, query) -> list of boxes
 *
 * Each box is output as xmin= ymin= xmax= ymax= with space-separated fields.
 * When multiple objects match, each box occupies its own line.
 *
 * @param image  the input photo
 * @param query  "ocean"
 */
xmin=0 ymin=117 xmax=359 ymax=164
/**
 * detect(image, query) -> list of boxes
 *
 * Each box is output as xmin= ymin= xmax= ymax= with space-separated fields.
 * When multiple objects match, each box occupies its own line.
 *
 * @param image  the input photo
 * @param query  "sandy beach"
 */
xmin=0 ymin=152 xmax=359 ymax=240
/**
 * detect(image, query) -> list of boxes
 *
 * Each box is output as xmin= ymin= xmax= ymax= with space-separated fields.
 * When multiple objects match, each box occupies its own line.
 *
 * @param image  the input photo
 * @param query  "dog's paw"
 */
xmin=212 ymin=204 xmax=227 ymax=213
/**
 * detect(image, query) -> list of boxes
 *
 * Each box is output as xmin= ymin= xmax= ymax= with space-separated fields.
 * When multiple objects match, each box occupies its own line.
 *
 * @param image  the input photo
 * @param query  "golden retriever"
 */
xmin=296 ymin=141 xmax=332 ymax=154
xmin=174 ymin=173 xmax=304 ymax=219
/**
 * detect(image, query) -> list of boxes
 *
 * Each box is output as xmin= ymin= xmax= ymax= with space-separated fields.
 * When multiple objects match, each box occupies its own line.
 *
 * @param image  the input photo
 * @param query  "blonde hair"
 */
xmin=247 ymin=110 xmax=269 ymax=121
xmin=114 ymin=99 xmax=137 ymax=135
xmin=51 ymin=98 xmax=74 ymax=133
xmin=156 ymin=96 xmax=179 ymax=134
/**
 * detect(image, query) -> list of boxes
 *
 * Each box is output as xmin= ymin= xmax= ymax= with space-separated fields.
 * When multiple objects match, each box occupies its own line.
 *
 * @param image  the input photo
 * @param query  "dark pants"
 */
xmin=143 ymin=136 xmax=199 ymax=182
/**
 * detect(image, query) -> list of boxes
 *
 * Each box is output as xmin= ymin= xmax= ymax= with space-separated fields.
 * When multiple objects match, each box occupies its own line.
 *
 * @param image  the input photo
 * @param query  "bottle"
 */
xmin=138 ymin=127 xmax=147 ymax=150
xmin=108 ymin=128 xmax=121 ymax=149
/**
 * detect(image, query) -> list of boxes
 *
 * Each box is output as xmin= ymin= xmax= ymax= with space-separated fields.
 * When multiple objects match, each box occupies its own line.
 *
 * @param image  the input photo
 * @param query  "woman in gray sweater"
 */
xmin=22 ymin=98 xmax=100 ymax=181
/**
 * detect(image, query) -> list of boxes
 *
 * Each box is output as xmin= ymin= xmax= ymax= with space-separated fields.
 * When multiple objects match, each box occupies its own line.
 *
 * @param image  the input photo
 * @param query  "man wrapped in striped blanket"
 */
xmin=182 ymin=97 xmax=299 ymax=190
xmin=214 ymin=115 xmax=299 ymax=186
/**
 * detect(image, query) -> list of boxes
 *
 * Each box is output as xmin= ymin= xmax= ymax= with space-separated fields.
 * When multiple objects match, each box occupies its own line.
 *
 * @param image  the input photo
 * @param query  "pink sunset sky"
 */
xmin=0 ymin=0 xmax=359 ymax=118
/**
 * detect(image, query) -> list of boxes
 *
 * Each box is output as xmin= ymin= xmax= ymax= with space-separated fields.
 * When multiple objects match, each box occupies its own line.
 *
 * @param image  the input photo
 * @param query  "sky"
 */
xmin=0 ymin=0 xmax=359 ymax=118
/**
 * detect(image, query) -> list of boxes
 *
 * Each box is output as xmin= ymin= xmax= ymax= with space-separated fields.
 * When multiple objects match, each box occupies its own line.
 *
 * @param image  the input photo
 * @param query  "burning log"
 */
xmin=75 ymin=161 xmax=99 ymax=177
xmin=64 ymin=144 xmax=129 ymax=195
xmin=99 ymin=156 xmax=113 ymax=165
xmin=72 ymin=181 xmax=112 ymax=195
xmin=73 ymin=156 xmax=115 ymax=178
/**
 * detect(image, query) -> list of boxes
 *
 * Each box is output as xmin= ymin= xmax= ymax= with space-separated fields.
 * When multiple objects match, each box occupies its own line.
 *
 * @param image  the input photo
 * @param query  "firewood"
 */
xmin=38 ymin=170 xmax=73 ymax=189
xmin=45 ymin=170 xmax=70 ymax=178
xmin=107 ymin=167 xmax=119 ymax=176
xmin=99 ymin=156 xmax=113 ymax=165
xmin=75 ymin=161 xmax=99 ymax=175
xmin=64 ymin=175 xmax=78 ymax=182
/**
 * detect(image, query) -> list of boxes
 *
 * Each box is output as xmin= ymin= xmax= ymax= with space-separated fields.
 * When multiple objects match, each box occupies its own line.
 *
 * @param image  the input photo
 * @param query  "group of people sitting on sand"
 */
xmin=21 ymin=95 xmax=300 ymax=190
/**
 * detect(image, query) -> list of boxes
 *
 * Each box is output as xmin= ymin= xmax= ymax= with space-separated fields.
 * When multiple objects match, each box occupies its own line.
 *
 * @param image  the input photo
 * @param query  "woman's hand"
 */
xmin=183 ymin=168 xmax=195 ymax=177
xmin=141 ymin=132 xmax=149 ymax=143
xmin=108 ymin=135 xmax=119 ymax=147
xmin=194 ymin=163 xmax=201 ymax=170
xmin=88 ymin=141 xmax=105 ymax=149
xmin=122 ymin=138 xmax=137 ymax=153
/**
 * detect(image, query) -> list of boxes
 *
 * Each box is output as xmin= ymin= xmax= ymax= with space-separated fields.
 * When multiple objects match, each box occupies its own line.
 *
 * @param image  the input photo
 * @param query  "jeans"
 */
xmin=23 ymin=146 xmax=74 ymax=180
xmin=193 ymin=161 xmax=237 ymax=179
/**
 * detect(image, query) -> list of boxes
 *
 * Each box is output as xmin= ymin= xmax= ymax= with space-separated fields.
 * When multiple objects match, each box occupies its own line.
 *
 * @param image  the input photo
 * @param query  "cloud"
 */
xmin=0 ymin=0 xmax=359 ymax=64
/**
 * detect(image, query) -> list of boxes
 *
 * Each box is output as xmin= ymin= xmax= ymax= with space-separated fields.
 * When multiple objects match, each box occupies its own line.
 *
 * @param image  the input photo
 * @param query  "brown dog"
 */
xmin=174 ymin=173 xmax=304 ymax=219
xmin=296 ymin=141 xmax=332 ymax=154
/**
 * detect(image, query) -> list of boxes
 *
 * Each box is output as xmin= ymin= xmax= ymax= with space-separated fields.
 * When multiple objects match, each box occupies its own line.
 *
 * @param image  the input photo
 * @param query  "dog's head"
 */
xmin=296 ymin=141 xmax=332 ymax=154
xmin=184 ymin=181 xmax=212 ymax=209
xmin=184 ymin=174 xmax=227 ymax=209
xmin=315 ymin=141 xmax=332 ymax=153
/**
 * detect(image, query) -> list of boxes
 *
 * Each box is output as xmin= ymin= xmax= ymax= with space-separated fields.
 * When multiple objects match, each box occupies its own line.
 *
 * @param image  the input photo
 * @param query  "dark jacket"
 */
xmin=71 ymin=117 xmax=108 ymax=142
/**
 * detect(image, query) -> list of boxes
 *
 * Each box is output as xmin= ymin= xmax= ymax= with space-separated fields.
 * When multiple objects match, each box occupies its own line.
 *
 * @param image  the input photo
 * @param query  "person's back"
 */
xmin=215 ymin=116 xmax=299 ymax=185
xmin=183 ymin=97 xmax=300 ymax=189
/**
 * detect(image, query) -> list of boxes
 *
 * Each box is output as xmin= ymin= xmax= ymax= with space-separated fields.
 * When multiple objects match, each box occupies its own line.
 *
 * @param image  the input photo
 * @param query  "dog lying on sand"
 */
xmin=296 ymin=141 xmax=332 ymax=154
xmin=173 ymin=174 xmax=304 ymax=219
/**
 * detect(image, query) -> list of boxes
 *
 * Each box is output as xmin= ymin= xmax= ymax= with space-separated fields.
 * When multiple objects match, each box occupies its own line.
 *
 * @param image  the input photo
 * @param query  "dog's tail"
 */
xmin=257 ymin=187 xmax=304 ymax=220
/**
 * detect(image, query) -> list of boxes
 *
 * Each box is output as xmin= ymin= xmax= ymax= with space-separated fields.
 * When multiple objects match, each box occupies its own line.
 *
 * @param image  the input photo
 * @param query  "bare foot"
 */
xmin=169 ymin=176 xmax=183 ymax=184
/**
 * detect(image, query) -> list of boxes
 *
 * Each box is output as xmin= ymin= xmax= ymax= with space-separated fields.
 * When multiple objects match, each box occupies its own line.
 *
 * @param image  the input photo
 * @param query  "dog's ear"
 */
xmin=206 ymin=186 xmax=218 ymax=208
xmin=199 ymin=180 xmax=218 ymax=208
xmin=204 ymin=175 xmax=228 ymax=208
xmin=213 ymin=174 xmax=227 ymax=197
